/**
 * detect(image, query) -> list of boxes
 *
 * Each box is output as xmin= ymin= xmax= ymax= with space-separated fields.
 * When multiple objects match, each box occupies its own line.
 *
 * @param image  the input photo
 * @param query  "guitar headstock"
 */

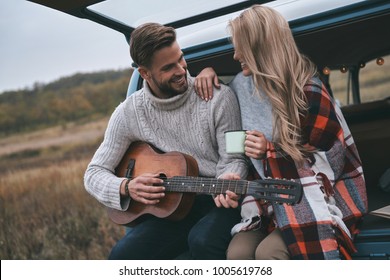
xmin=248 ymin=178 xmax=303 ymax=205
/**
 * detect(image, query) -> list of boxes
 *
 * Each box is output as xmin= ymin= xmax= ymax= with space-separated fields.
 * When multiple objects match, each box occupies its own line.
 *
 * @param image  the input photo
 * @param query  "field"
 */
xmin=0 ymin=118 xmax=124 ymax=259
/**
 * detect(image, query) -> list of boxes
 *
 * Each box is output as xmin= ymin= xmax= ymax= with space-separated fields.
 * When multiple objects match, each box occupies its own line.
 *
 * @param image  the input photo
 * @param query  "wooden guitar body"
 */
xmin=107 ymin=142 xmax=199 ymax=226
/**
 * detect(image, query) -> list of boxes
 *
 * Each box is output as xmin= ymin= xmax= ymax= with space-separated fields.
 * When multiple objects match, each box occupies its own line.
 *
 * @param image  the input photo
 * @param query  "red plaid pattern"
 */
xmin=263 ymin=77 xmax=367 ymax=259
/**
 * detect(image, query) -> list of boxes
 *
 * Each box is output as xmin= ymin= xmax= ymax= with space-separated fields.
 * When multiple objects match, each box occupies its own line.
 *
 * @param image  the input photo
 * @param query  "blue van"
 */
xmin=28 ymin=0 xmax=390 ymax=259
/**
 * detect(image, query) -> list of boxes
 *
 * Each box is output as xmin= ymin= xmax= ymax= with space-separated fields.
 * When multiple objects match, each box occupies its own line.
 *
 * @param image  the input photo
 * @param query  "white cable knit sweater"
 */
xmin=84 ymin=75 xmax=248 ymax=211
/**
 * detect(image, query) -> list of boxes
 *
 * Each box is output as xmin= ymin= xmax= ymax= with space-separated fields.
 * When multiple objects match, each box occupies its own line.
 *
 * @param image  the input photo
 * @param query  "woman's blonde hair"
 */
xmin=228 ymin=5 xmax=317 ymax=164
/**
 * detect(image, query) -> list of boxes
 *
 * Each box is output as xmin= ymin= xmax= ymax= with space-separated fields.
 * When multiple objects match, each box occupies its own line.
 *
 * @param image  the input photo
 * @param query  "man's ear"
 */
xmin=138 ymin=67 xmax=150 ymax=80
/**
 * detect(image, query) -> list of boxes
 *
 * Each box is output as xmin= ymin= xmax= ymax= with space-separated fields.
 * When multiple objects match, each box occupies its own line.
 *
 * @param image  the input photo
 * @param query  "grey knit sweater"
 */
xmin=84 ymin=75 xmax=248 ymax=211
xmin=230 ymin=72 xmax=273 ymax=179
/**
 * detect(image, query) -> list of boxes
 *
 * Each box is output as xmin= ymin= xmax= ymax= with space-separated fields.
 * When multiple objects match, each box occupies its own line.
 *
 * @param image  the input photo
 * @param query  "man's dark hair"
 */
xmin=130 ymin=23 xmax=176 ymax=68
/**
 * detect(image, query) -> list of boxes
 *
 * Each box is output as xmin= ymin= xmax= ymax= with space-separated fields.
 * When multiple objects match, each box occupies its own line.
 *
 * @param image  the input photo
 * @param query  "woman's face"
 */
xmin=233 ymin=49 xmax=252 ymax=76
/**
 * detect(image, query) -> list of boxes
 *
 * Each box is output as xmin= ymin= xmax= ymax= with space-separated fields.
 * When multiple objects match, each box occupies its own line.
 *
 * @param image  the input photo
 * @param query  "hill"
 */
xmin=0 ymin=68 xmax=133 ymax=136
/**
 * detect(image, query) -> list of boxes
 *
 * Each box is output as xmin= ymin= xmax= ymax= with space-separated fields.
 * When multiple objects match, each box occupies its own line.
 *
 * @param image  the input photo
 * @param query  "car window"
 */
xmin=329 ymin=55 xmax=390 ymax=106
xmin=360 ymin=55 xmax=390 ymax=103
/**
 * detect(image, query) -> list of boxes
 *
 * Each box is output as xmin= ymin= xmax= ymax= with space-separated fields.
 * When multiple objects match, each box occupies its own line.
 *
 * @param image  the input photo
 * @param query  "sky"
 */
xmin=0 ymin=0 xmax=131 ymax=93
xmin=0 ymin=0 xmax=243 ymax=93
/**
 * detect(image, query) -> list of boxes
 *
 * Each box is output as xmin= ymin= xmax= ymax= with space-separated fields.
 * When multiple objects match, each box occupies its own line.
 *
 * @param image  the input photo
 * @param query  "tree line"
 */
xmin=0 ymin=69 xmax=134 ymax=136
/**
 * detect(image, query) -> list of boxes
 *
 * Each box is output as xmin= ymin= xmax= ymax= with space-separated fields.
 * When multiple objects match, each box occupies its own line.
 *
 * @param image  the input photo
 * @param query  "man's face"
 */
xmin=140 ymin=41 xmax=188 ymax=99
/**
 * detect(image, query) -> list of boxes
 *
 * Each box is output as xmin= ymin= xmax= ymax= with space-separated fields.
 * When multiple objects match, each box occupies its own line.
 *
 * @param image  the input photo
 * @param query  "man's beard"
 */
xmin=152 ymin=72 xmax=188 ymax=98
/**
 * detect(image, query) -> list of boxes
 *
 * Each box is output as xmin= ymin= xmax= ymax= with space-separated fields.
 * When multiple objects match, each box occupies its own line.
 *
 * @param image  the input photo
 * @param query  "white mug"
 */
xmin=225 ymin=130 xmax=246 ymax=154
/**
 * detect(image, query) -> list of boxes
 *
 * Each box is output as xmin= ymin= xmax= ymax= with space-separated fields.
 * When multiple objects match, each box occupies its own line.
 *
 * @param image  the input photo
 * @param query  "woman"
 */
xmin=195 ymin=5 xmax=367 ymax=260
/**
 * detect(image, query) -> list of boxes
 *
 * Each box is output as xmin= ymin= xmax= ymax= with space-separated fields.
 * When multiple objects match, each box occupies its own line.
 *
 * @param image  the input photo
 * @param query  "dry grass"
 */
xmin=0 ymin=120 xmax=125 ymax=260
xmin=0 ymin=158 xmax=124 ymax=259
xmin=0 ymin=117 xmax=109 ymax=158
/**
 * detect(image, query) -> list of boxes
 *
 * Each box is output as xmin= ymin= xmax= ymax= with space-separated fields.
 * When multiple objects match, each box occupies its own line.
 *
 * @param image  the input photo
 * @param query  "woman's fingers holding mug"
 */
xmin=245 ymin=130 xmax=267 ymax=159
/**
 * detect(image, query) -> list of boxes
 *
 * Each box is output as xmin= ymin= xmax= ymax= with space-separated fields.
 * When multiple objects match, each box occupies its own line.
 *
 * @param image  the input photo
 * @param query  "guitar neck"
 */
xmin=163 ymin=176 xmax=249 ymax=195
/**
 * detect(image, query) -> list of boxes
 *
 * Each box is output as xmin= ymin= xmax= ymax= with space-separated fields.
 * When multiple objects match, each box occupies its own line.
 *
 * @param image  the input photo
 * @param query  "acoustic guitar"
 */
xmin=107 ymin=142 xmax=303 ymax=226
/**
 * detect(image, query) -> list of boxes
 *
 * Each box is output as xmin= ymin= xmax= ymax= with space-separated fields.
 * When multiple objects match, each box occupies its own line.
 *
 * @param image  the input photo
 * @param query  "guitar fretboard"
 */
xmin=163 ymin=176 xmax=249 ymax=195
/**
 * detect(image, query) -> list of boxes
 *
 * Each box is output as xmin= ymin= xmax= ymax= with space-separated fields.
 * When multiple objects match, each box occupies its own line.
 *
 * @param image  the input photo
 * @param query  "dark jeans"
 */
xmin=108 ymin=195 xmax=241 ymax=260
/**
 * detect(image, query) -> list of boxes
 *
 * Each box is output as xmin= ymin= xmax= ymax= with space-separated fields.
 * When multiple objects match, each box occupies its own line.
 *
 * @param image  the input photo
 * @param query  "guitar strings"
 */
xmin=162 ymin=177 xmax=248 ymax=194
xmin=123 ymin=175 xmax=296 ymax=199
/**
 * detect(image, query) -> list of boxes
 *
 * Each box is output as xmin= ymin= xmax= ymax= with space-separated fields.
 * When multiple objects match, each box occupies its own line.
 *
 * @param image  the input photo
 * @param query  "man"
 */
xmin=84 ymin=23 xmax=247 ymax=259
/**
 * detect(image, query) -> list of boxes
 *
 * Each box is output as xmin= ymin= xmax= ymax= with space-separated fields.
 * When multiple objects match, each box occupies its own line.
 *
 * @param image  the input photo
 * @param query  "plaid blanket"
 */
xmin=233 ymin=77 xmax=367 ymax=259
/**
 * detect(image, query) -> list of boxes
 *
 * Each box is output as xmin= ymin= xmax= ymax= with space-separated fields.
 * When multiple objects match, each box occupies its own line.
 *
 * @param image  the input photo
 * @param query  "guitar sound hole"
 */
xmin=158 ymin=173 xmax=167 ymax=186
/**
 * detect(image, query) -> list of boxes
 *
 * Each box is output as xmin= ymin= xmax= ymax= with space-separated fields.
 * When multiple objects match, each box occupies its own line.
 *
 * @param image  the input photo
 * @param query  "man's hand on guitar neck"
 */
xmin=214 ymin=173 xmax=241 ymax=208
xmin=120 ymin=173 xmax=165 ymax=205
